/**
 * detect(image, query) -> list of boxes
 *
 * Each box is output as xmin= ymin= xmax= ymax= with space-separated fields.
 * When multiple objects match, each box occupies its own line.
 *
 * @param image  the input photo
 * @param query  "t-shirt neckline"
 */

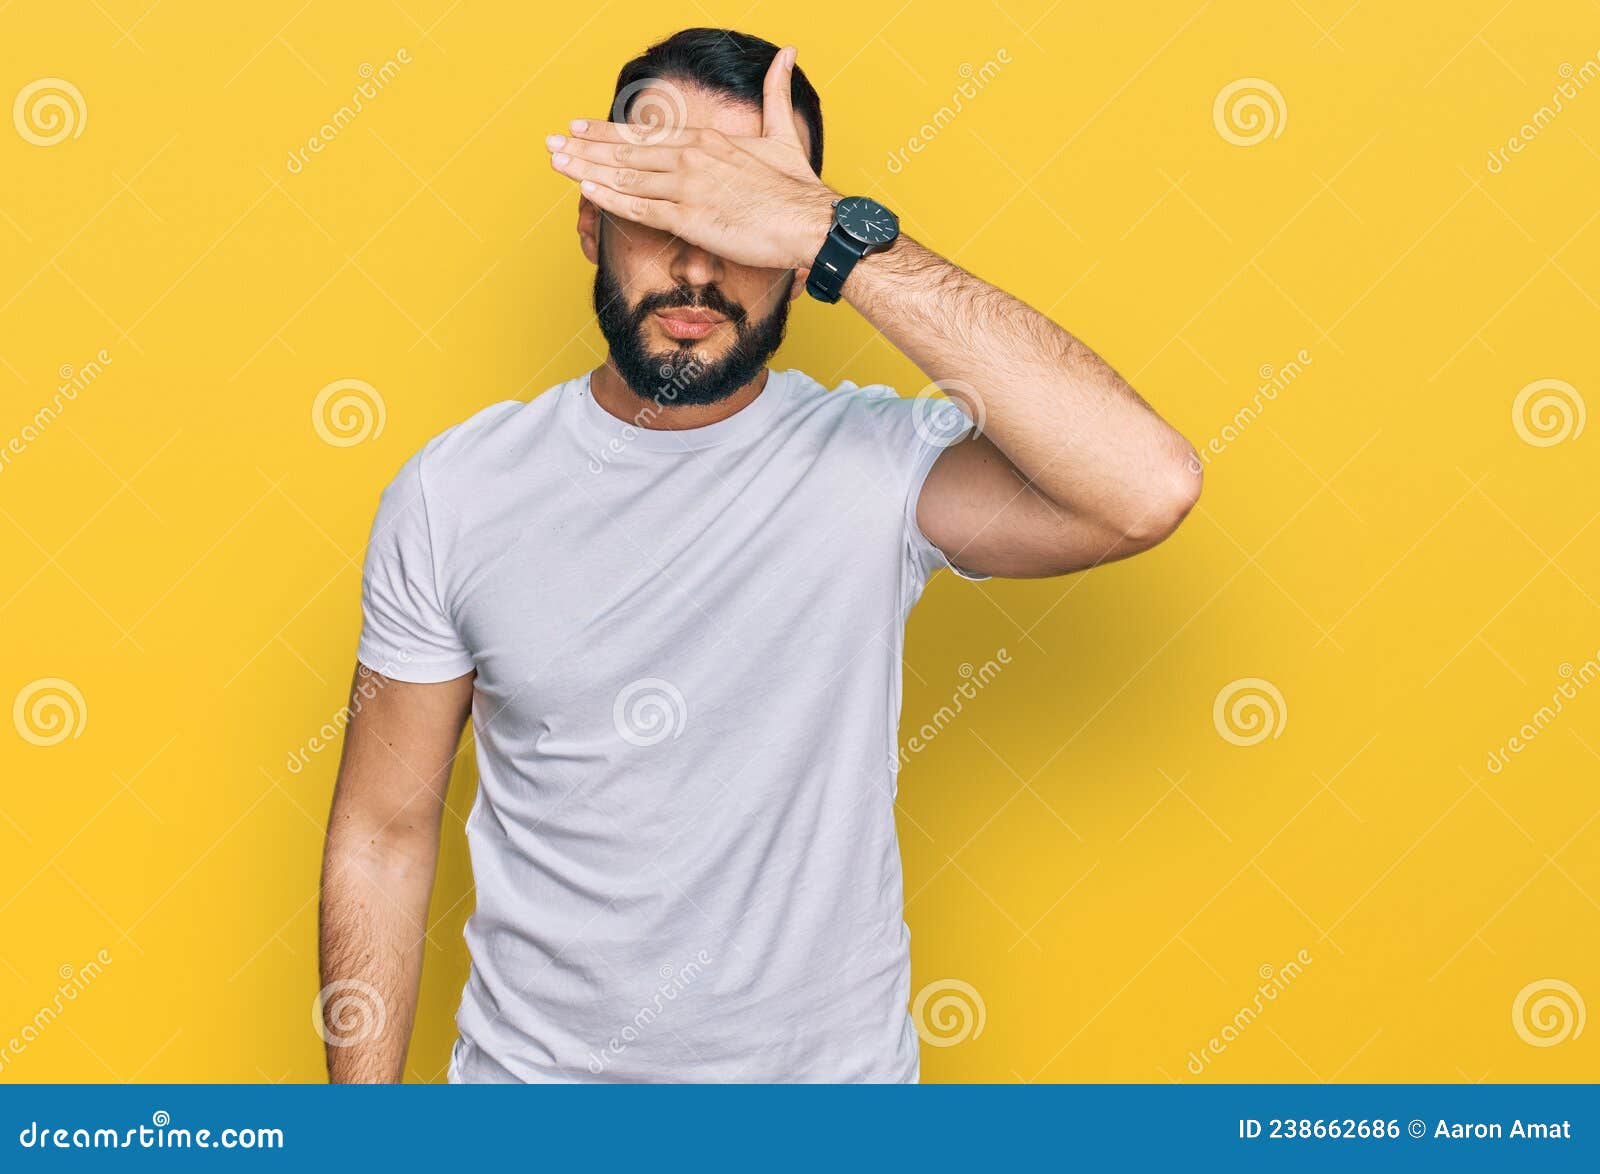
xmin=570 ymin=367 xmax=788 ymax=453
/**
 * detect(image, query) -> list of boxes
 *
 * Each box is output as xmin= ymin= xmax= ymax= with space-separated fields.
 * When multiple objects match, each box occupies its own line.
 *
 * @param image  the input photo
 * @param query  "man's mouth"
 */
xmin=654 ymin=309 xmax=728 ymax=341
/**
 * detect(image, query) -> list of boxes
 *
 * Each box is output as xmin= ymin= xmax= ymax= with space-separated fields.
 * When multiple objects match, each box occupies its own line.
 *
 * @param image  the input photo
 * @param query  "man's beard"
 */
xmin=592 ymin=236 xmax=792 ymax=408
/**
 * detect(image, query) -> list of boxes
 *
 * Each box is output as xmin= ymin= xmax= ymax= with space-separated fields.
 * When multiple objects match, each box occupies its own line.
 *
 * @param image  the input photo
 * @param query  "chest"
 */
xmin=442 ymin=442 xmax=907 ymax=723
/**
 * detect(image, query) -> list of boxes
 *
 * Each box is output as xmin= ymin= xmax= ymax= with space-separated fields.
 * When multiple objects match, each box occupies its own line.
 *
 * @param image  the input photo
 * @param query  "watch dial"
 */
xmin=835 ymin=196 xmax=899 ymax=247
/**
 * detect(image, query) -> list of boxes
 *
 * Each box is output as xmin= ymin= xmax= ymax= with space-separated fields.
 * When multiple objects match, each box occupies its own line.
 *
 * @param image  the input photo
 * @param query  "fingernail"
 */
xmin=787 ymin=46 xmax=798 ymax=68
xmin=546 ymin=134 xmax=566 ymax=150
xmin=552 ymin=153 xmax=570 ymax=167
xmin=580 ymin=180 xmax=596 ymax=194
xmin=570 ymin=119 xmax=588 ymax=133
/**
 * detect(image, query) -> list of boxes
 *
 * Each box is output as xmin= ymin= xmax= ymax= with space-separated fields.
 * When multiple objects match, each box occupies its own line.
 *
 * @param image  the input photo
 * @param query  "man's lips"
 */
xmin=654 ymin=309 xmax=727 ymax=340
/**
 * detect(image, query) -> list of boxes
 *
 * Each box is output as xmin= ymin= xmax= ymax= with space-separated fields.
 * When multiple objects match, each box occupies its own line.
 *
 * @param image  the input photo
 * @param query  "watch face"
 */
xmin=834 ymin=196 xmax=899 ymax=247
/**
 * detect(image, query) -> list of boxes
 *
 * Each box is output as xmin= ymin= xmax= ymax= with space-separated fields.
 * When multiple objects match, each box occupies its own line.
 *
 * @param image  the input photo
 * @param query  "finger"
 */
xmin=574 ymin=177 xmax=676 ymax=232
xmin=552 ymin=152 xmax=678 ymax=200
xmin=761 ymin=46 xmax=800 ymax=144
xmin=546 ymin=133 xmax=678 ymax=172
xmin=568 ymin=118 xmax=694 ymax=148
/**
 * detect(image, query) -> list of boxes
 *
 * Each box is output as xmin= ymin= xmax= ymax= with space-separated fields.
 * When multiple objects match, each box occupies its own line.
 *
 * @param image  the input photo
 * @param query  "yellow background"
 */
xmin=2 ymin=0 xmax=1596 ymax=1083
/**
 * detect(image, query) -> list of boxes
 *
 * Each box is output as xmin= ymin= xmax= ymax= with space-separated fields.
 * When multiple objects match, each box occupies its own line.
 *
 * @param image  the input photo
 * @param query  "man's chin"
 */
xmin=625 ymin=350 xmax=745 ymax=408
xmin=646 ymin=340 xmax=725 ymax=378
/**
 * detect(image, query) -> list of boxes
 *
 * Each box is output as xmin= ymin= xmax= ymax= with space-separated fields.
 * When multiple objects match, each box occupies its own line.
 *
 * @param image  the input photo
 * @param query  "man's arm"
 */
xmin=318 ymin=665 xmax=473 ymax=1083
xmin=548 ymin=46 xmax=1201 ymax=578
xmin=842 ymin=236 xmax=1201 ymax=577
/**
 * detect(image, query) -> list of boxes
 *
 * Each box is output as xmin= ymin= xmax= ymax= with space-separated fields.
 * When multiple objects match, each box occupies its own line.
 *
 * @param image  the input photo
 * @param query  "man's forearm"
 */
xmin=317 ymin=826 xmax=435 ymax=1083
xmin=839 ymin=233 xmax=1201 ymax=532
xmin=546 ymin=68 xmax=1198 ymax=540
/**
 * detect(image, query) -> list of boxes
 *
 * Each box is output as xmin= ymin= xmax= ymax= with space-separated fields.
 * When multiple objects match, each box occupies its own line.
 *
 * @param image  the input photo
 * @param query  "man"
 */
xmin=319 ymin=27 xmax=1200 ymax=1084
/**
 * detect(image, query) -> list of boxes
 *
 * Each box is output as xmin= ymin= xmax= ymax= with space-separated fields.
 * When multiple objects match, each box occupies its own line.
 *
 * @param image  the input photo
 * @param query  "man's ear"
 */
xmin=577 ymin=196 xmax=600 ymax=265
xmin=790 ymin=266 xmax=809 ymax=301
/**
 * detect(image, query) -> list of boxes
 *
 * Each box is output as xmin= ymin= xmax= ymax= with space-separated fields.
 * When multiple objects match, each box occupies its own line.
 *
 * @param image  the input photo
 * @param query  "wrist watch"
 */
xmin=805 ymin=196 xmax=900 ymax=303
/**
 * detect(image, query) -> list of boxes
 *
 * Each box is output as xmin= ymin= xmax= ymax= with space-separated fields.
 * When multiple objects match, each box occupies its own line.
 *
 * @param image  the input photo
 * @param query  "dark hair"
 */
xmin=611 ymin=28 xmax=824 ymax=175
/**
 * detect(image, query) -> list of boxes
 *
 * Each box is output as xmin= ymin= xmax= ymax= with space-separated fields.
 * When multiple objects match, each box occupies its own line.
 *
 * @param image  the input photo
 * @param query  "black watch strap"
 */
xmin=805 ymin=227 xmax=861 ymax=304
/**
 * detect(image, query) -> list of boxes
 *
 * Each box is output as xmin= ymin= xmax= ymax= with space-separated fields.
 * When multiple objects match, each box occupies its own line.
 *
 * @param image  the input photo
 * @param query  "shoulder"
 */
xmin=412 ymin=399 xmax=535 ymax=485
xmin=777 ymin=368 xmax=906 ymax=439
xmin=779 ymin=367 xmax=899 ymax=414
xmin=777 ymin=368 xmax=971 ymax=452
xmin=384 ymin=384 xmax=569 ymax=501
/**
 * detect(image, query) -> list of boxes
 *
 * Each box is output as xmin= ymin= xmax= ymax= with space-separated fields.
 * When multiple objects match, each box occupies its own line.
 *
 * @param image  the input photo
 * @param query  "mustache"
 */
xmin=632 ymin=283 xmax=748 ymax=329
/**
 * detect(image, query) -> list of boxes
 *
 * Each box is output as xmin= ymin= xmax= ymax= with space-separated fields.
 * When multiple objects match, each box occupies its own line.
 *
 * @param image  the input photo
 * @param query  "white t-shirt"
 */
xmin=356 ymin=367 xmax=974 ymax=1083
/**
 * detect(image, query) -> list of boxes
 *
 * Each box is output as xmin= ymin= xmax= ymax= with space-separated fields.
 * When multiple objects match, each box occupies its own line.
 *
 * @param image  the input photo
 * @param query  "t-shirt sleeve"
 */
xmin=872 ymin=390 xmax=991 ymax=587
xmin=355 ymin=451 xmax=475 ymax=682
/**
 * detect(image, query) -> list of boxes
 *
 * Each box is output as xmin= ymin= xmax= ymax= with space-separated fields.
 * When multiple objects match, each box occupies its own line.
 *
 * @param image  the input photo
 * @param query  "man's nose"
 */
xmin=668 ymin=239 xmax=722 ymax=289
